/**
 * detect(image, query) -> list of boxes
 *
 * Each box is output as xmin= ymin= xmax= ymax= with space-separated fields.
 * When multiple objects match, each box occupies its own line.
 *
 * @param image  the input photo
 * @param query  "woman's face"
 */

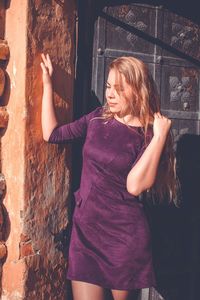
xmin=105 ymin=68 xmax=132 ymax=116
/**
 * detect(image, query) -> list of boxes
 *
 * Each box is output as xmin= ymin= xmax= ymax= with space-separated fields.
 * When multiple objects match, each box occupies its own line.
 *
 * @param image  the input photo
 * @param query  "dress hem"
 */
xmin=67 ymin=274 xmax=156 ymax=291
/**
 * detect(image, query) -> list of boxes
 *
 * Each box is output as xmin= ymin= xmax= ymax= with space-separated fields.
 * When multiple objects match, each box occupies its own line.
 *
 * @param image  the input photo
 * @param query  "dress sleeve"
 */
xmin=48 ymin=106 xmax=102 ymax=144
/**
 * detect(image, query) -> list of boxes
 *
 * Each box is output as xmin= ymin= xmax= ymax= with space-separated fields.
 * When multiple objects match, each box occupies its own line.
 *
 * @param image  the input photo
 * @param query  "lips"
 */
xmin=108 ymin=102 xmax=117 ymax=106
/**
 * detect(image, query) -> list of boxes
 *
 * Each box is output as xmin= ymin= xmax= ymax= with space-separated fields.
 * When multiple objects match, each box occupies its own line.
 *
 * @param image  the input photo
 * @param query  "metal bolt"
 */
xmin=183 ymin=101 xmax=190 ymax=111
xmin=156 ymin=56 xmax=163 ymax=64
xmin=97 ymin=48 xmax=104 ymax=55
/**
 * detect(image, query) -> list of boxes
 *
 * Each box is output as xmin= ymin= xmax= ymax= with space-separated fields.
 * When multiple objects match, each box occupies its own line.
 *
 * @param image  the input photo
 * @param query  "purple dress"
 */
xmin=49 ymin=107 xmax=156 ymax=290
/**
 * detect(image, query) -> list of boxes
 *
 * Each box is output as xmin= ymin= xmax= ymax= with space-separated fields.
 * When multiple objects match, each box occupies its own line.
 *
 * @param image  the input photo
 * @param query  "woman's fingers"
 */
xmin=154 ymin=112 xmax=162 ymax=118
xmin=40 ymin=53 xmax=53 ymax=76
xmin=154 ymin=112 xmax=171 ymax=123
xmin=46 ymin=54 xmax=53 ymax=75
xmin=41 ymin=53 xmax=48 ymax=66
xmin=41 ymin=53 xmax=52 ymax=67
xmin=153 ymin=112 xmax=171 ymax=137
xmin=46 ymin=53 xmax=51 ymax=64
xmin=40 ymin=62 xmax=48 ymax=74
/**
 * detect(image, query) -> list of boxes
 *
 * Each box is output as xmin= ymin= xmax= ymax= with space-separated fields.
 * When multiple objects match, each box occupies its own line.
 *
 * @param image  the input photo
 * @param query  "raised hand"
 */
xmin=153 ymin=112 xmax=171 ymax=139
xmin=40 ymin=53 xmax=53 ymax=85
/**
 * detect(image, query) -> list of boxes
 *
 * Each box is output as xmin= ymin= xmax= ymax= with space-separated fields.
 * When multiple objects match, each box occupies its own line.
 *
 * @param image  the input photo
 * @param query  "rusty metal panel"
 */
xmin=160 ymin=64 xmax=199 ymax=112
xmin=91 ymin=3 xmax=200 ymax=300
xmin=162 ymin=10 xmax=200 ymax=61
xmin=92 ymin=3 xmax=200 ymax=134
xmin=92 ymin=4 xmax=161 ymax=105
xmin=105 ymin=4 xmax=156 ymax=55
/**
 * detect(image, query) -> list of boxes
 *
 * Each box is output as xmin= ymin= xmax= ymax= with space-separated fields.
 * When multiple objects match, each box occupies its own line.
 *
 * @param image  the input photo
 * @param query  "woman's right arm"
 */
xmin=40 ymin=53 xmax=58 ymax=141
xmin=40 ymin=53 xmax=102 ymax=144
xmin=126 ymin=113 xmax=171 ymax=196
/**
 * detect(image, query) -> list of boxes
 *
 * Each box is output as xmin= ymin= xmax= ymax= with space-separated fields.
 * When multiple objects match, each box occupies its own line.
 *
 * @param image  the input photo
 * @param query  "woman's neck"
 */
xmin=114 ymin=114 xmax=142 ymax=127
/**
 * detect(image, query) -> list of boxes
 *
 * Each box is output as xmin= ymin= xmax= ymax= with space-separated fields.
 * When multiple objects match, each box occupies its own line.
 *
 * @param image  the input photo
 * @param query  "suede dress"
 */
xmin=48 ymin=106 xmax=156 ymax=290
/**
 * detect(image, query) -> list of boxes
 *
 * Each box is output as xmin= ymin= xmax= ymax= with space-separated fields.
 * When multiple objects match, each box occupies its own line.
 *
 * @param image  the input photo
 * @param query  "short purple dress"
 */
xmin=49 ymin=107 xmax=156 ymax=290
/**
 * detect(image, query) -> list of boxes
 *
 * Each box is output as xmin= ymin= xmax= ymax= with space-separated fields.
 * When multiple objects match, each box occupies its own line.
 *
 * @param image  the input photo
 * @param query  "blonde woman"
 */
xmin=41 ymin=54 xmax=176 ymax=300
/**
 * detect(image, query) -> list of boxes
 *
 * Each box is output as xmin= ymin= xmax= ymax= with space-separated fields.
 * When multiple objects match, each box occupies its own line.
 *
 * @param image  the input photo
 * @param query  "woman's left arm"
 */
xmin=126 ymin=112 xmax=171 ymax=196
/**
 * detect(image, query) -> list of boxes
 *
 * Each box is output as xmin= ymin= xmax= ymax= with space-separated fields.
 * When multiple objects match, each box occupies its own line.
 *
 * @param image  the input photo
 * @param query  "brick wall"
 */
xmin=0 ymin=1 xmax=76 ymax=299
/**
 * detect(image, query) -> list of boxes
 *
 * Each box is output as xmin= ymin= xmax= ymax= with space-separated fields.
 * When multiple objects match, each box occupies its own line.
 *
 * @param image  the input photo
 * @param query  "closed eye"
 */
xmin=105 ymin=83 xmax=124 ymax=93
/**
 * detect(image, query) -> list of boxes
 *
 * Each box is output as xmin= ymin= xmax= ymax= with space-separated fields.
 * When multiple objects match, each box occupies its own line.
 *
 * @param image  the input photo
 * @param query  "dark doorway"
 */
xmin=72 ymin=1 xmax=200 ymax=299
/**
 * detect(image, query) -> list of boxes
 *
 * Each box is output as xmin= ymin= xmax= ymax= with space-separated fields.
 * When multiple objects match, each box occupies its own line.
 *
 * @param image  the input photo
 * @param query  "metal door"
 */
xmin=91 ymin=3 xmax=200 ymax=300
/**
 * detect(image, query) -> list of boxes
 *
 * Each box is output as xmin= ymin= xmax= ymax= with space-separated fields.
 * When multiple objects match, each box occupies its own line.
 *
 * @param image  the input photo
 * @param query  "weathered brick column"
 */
xmin=1 ymin=0 xmax=76 ymax=299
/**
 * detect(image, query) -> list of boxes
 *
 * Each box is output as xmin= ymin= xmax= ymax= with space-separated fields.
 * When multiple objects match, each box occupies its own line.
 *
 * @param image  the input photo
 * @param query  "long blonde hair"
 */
xmin=102 ymin=56 xmax=179 ymax=204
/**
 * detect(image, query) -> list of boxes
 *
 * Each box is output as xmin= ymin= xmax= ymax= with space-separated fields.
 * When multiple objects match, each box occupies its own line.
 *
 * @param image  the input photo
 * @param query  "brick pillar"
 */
xmin=1 ymin=0 xmax=76 ymax=299
xmin=0 ymin=0 xmax=11 ymax=298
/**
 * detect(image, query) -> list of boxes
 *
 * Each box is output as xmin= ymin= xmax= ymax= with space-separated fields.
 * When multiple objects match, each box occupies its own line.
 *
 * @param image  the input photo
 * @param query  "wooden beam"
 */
xmin=0 ymin=106 xmax=8 ymax=128
xmin=0 ymin=173 xmax=6 ymax=198
xmin=0 ymin=68 xmax=5 ymax=96
xmin=0 ymin=39 xmax=9 ymax=60
xmin=0 ymin=241 xmax=7 ymax=260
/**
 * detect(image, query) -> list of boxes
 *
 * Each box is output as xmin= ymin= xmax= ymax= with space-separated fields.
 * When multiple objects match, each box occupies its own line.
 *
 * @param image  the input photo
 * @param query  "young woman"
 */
xmin=40 ymin=54 xmax=177 ymax=300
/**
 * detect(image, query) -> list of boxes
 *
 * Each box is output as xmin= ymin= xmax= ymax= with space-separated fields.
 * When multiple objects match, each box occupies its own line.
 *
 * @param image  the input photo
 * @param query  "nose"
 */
xmin=107 ymin=87 xmax=115 ymax=98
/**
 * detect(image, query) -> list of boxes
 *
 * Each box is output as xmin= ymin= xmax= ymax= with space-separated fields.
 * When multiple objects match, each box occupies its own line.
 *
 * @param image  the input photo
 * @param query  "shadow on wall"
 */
xmin=144 ymin=133 xmax=200 ymax=300
xmin=4 ymin=1 xmax=11 ymax=9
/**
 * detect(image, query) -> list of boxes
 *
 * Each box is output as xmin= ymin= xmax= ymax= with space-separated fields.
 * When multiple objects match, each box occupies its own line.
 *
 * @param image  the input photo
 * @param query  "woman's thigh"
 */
xmin=111 ymin=288 xmax=140 ymax=300
xmin=71 ymin=280 xmax=105 ymax=300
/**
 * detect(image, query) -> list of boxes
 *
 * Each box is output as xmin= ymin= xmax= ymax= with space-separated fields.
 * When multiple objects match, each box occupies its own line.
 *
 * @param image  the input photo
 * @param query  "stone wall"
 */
xmin=1 ymin=0 xmax=76 ymax=299
xmin=0 ymin=0 xmax=10 ymax=297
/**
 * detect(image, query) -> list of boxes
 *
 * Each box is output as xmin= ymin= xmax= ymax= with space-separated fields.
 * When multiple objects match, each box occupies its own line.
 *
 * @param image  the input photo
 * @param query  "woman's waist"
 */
xmin=88 ymin=178 xmax=138 ymax=203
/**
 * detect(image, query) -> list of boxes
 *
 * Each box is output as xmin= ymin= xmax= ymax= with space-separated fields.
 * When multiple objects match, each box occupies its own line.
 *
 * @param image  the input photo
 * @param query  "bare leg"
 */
xmin=72 ymin=280 xmax=105 ymax=300
xmin=111 ymin=289 xmax=140 ymax=300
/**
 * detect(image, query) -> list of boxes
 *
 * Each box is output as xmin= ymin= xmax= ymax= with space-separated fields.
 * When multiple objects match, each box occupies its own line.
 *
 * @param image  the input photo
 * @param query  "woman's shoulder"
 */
xmin=85 ymin=106 xmax=103 ymax=122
